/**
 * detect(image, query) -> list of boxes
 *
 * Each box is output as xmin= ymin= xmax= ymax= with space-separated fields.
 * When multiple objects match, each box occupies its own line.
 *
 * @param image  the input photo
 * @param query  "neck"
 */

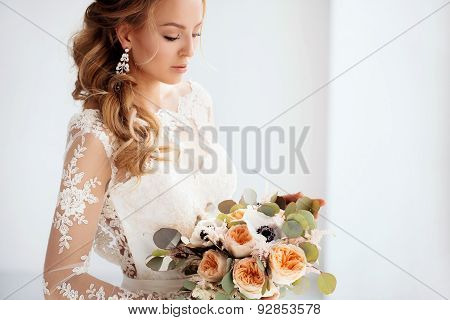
xmin=131 ymin=70 xmax=163 ymax=114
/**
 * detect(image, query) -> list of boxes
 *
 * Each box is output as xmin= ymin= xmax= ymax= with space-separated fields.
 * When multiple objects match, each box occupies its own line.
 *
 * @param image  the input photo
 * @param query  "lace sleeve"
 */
xmin=42 ymin=114 xmax=155 ymax=300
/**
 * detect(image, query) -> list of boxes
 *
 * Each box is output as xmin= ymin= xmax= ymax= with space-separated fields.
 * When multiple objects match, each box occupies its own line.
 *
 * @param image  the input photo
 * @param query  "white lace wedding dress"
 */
xmin=42 ymin=80 xmax=237 ymax=299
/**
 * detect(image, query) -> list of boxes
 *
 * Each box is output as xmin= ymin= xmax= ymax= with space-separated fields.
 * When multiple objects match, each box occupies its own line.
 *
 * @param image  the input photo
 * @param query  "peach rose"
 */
xmin=197 ymin=249 xmax=228 ymax=282
xmin=224 ymin=224 xmax=255 ymax=258
xmin=232 ymin=257 xmax=279 ymax=299
xmin=268 ymin=243 xmax=307 ymax=285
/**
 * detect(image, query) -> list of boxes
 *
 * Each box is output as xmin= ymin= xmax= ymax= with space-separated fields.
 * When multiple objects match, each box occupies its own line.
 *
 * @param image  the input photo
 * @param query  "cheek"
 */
xmin=133 ymin=37 xmax=177 ymax=70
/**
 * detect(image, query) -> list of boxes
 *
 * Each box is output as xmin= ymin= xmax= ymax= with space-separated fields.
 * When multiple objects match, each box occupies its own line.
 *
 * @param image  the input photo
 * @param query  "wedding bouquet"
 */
xmin=146 ymin=189 xmax=336 ymax=300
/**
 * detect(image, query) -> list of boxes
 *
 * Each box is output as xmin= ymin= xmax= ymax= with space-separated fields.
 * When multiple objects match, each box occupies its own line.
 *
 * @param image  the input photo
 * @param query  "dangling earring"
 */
xmin=116 ymin=48 xmax=130 ymax=74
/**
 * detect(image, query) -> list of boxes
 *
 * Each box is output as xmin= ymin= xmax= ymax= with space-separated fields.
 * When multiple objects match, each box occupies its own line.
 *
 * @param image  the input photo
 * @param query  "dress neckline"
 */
xmin=155 ymin=79 xmax=194 ymax=118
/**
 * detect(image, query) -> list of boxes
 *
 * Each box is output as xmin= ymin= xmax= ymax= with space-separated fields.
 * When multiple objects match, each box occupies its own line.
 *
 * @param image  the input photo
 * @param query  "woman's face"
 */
xmin=124 ymin=0 xmax=204 ymax=84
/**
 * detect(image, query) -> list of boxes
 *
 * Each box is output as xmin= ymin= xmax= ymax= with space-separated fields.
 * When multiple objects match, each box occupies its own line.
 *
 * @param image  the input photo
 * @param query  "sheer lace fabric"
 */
xmin=43 ymin=80 xmax=237 ymax=299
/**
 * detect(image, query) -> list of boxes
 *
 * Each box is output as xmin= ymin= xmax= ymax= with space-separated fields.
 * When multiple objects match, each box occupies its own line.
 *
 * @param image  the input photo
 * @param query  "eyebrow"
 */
xmin=159 ymin=21 xmax=203 ymax=30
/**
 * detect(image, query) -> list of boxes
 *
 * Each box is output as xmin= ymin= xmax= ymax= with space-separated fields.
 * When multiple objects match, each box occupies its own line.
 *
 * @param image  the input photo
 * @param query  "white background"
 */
xmin=0 ymin=0 xmax=448 ymax=299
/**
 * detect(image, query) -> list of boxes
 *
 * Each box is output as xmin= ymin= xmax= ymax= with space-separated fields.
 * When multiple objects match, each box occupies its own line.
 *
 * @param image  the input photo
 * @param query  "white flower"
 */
xmin=242 ymin=208 xmax=283 ymax=243
xmin=189 ymin=218 xmax=228 ymax=247
xmin=192 ymin=287 xmax=215 ymax=300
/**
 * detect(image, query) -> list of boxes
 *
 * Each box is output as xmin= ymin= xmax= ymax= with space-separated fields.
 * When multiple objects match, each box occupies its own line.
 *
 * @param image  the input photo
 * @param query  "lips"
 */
xmin=172 ymin=64 xmax=187 ymax=68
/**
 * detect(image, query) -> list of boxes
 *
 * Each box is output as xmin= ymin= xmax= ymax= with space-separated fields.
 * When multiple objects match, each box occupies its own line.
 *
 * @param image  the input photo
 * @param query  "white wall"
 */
xmin=325 ymin=0 xmax=450 ymax=299
xmin=0 ymin=0 xmax=330 ymax=299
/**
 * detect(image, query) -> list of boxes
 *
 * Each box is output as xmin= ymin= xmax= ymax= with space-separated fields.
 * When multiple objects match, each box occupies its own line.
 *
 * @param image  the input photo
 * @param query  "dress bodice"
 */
xmin=89 ymin=79 xmax=237 ymax=281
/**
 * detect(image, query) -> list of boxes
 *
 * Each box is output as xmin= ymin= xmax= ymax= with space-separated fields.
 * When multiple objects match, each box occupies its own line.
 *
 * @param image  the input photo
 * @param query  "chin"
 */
xmin=160 ymin=75 xmax=183 ymax=85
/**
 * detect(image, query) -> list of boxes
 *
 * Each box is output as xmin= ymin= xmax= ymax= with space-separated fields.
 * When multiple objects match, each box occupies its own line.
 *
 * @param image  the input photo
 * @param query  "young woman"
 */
xmin=43 ymin=0 xmax=237 ymax=299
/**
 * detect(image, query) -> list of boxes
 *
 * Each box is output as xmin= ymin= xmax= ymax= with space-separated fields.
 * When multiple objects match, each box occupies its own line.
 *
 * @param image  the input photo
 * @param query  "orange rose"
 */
xmin=197 ymin=250 xmax=228 ymax=282
xmin=224 ymin=224 xmax=255 ymax=258
xmin=268 ymin=243 xmax=307 ymax=285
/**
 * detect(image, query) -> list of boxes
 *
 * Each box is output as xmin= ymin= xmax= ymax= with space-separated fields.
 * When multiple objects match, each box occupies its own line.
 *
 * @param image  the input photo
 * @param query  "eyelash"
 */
xmin=164 ymin=33 xmax=202 ymax=42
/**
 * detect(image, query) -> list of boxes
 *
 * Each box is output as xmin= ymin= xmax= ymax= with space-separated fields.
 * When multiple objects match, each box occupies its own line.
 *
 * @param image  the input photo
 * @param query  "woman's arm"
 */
xmin=43 ymin=130 xmax=149 ymax=299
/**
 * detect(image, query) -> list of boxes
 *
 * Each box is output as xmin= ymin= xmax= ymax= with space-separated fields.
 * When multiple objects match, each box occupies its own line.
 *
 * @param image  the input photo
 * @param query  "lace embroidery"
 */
xmin=42 ymin=278 xmax=50 ymax=296
xmin=56 ymin=282 xmax=85 ymax=300
xmin=72 ymin=255 xmax=89 ymax=275
xmin=52 ymin=281 xmax=191 ymax=300
xmin=101 ymin=196 xmax=137 ymax=278
xmin=53 ymin=134 xmax=102 ymax=254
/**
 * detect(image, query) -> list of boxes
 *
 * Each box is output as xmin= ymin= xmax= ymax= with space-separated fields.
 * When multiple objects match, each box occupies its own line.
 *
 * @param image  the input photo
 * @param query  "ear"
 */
xmin=115 ymin=22 xmax=133 ymax=49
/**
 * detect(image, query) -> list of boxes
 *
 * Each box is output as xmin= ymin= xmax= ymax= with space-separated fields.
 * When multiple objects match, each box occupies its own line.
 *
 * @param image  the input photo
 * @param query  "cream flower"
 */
xmin=197 ymin=250 xmax=228 ymax=282
xmin=224 ymin=224 xmax=255 ymax=258
xmin=232 ymin=257 xmax=279 ymax=299
xmin=268 ymin=243 xmax=307 ymax=285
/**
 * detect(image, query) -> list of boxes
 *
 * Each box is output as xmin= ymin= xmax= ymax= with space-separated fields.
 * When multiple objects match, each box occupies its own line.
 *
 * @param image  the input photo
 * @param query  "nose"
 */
xmin=180 ymin=35 xmax=195 ymax=58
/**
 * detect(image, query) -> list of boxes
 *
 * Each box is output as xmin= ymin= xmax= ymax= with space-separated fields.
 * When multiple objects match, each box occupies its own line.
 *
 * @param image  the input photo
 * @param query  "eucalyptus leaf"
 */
xmin=256 ymin=257 xmax=265 ymax=273
xmin=220 ymin=270 xmax=235 ymax=295
xmin=261 ymin=276 xmax=268 ymax=295
xmin=182 ymin=280 xmax=196 ymax=291
xmin=258 ymin=202 xmax=280 ymax=217
xmin=284 ymin=202 xmax=297 ymax=216
xmin=317 ymin=272 xmax=337 ymax=295
xmin=167 ymin=258 xmax=178 ymax=270
xmin=151 ymin=248 xmax=170 ymax=257
xmin=216 ymin=213 xmax=228 ymax=222
xmin=218 ymin=200 xmax=236 ymax=214
xmin=279 ymin=286 xmax=287 ymax=299
xmin=299 ymin=242 xmax=319 ymax=263
xmin=153 ymin=228 xmax=181 ymax=250
xmin=296 ymin=196 xmax=312 ymax=211
xmin=270 ymin=192 xmax=278 ymax=203
xmin=282 ymin=220 xmax=304 ymax=238
xmin=243 ymin=188 xmax=257 ymax=205
xmin=146 ymin=256 xmax=164 ymax=271
xmin=228 ymin=220 xmax=247 ymax=228
xmin=226 ymin=258 xmax=232 ymax=272
xmin=229 ymin=203 xmax=246 ymax=213
xmin=298 ymin=210 xmax=316 ymax=230
xmin=286 ymin=212 xmax=310 ymax=231
xmin=291 ymin=277 xmax=310 ymax=295
xmin=215 ymin=292 xmax=231 ymax=300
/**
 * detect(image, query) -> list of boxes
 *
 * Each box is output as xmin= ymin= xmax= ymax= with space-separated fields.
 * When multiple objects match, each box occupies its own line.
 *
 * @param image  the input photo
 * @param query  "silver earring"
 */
xmin=116 ymin=48 xmax=130 ymax=74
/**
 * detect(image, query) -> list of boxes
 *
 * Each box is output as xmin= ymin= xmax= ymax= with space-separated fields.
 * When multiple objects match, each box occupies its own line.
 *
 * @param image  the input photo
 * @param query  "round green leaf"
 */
xmin=215 ymin=292 xmax=232 ymax=300
xmin=296 ymin=196 xmax=312 ymax=211
xmin=220 ymin=271 xmax=235 ymax=295
xmin=219 ymin=200 xmax=236 ymax=214
xmin=291 ymin=276 xmax=310 ymax=295
xmin=270 ymin=192 xmax=278 ymax=203
xmin=298 ymin=210 xmax=316 ymax=230
xmin=167 ymin=258 xmax=178 ymax=270
xmin=229 ymin=203 xmax=246 ymax=213
xmin=183 ymin=280 xmax=196 ymax=291
xmin=282 ymin=220 xmax=304 ymax=238
xmin=284 ymin=202 xmax=297 ymax=216
xmin=299 ymin=242 xmax=319 ymax=263
xmin=151 ymin=248 xmax=170 ymax=257
xmin=286 ymin=212 xmax=310 ymax=231
xmin=146 ymin=256 xmax=164 ymax=271
xmin=258 ymin=202 xmax=280 ymax=217
xmin=153 ymin=228 xmax=181 ymax=249
xmin=228 ymin=220 xmax=247 ymax=228
xmin=318 ymin=272 xmax=337 ymax=295
xmin=243 ymin=188 xmax=257 ymax=205
xmin=279 ymin=286 xmax=288 ymax=299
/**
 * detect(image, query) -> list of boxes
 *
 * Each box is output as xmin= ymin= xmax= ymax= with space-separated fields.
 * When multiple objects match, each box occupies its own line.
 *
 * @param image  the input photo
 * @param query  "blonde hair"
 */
xmin=70 ymin=0 xmax=206 ymax=182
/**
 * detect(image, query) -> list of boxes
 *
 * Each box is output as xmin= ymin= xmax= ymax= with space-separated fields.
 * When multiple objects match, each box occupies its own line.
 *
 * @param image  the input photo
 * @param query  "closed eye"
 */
xmin=164 ymin=33 xmax=202 ymax=42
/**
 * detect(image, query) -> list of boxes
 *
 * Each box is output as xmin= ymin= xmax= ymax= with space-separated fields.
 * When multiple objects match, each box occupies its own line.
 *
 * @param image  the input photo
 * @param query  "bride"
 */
xmin=43 ymin=0 xmax=237 ymax=299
